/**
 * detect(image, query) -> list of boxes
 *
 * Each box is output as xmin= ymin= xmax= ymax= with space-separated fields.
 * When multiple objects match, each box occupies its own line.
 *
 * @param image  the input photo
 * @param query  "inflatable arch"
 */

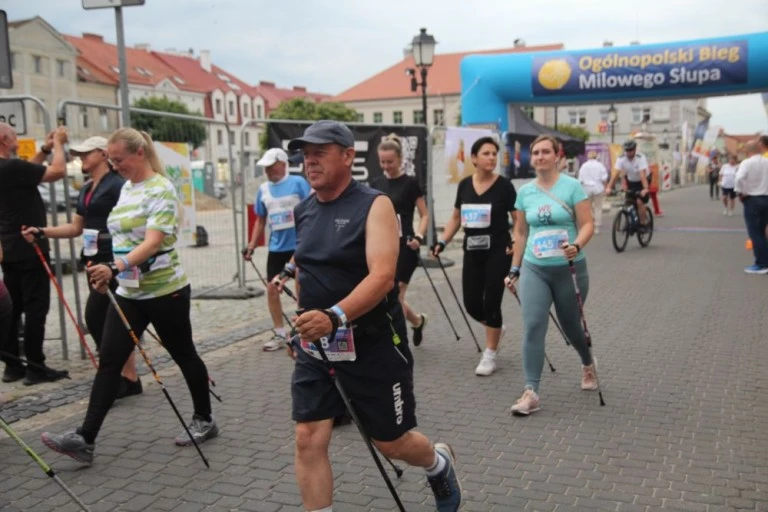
xmin=460 ymin=32 xmax=768 ymax=131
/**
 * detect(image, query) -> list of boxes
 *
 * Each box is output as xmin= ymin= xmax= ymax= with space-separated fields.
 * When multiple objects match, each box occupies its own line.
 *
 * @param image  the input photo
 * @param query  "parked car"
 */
xmin=38 ymin=181 xmax=79 ymax=212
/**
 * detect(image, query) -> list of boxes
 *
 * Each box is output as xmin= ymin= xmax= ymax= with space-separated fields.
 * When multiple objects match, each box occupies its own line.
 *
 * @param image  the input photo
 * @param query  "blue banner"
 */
xmin=532 ymin=40 xmax=748 ymax=97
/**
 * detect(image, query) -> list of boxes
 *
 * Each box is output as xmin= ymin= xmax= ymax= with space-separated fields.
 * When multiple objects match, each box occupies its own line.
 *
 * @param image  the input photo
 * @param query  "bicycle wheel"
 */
xmin=638 ymin=209 xmax=654 ymax=247
xmin=612 ymin=210 xmax=630 ymax=252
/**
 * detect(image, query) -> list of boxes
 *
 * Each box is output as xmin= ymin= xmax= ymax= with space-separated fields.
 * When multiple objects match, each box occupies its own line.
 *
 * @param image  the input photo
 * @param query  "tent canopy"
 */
xmin=505 ymin=107 xmax=586 ymax=157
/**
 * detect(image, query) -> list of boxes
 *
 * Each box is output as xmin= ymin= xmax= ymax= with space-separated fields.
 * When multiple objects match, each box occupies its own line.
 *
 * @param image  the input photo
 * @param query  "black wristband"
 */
xmin=279 ymin=266 xmax=295 ymax=281
xmin=413 ymin=234 xmax=424 ymax=243
xmin=508 ymin=269 xmax=520 ymax=280
xmin=34 ymin=227 xmax=46 ymax=240
xmin=107 ymin=262 xmax=120 ymax=278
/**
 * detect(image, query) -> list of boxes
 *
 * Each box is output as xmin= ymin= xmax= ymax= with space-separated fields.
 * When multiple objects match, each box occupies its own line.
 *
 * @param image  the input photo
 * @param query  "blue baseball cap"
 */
xmin=287 ymin=120 xmax=355 ymax=151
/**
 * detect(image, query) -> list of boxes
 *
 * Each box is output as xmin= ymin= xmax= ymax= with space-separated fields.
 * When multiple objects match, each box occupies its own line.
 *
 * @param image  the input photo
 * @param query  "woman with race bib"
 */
xmin=40 ymin=128 xmax=217 ymax=465
xmin=504 ymin=135 xmax=597 ymax=417
xmin=432 ymin=136 xmax=515 ymax=376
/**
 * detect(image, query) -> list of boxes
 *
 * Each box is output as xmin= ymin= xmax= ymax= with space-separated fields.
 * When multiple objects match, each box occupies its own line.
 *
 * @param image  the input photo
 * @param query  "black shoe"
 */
xmin=2 ymin=364 xmax=26 ymax=383
xmin=412 ymin=314 xmax=428 ymax=347
xmin=116 ymin=376 xmax=143 ymax=399
xmin=333 ymin=411 xmax=352 ymax=428
xmin=23 ymin=366 xmax=69 ymax=386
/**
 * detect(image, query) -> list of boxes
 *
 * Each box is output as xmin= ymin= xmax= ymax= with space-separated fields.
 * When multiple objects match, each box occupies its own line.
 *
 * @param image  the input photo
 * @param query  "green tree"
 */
xmin=261 ymin=98 xmax=360 ymax=149
xmin=131 ymin=96 xmax=207 ymax=148
xmin=551 ymin=124 xmax=590 ymax=142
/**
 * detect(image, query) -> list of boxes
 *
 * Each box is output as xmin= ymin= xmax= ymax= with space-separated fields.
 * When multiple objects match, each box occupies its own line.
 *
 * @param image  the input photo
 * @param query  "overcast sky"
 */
xmin=4 ymin=0 xmax=767 ymax=133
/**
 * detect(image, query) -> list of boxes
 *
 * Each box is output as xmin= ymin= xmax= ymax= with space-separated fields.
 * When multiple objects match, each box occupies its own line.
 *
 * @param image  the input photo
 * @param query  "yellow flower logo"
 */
xmin=538 ymin=59 xmax=572 ymax=90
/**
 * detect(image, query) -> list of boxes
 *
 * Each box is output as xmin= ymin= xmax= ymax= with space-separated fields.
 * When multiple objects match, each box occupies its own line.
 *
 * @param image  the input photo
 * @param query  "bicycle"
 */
xmin=611 ymin=190 xmax=653 ymax=252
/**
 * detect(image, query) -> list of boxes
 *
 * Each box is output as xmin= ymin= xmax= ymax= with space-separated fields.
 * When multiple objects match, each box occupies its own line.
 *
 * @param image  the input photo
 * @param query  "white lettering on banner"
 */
xmin=392 ymin=382 xmax=404 ymax=425
xmin=578 ymin=67 xmax=724 ymax=91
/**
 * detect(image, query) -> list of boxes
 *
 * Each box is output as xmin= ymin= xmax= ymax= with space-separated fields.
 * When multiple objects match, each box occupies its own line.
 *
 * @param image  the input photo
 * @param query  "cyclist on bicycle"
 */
xmin=605 ymin=140 xmax=650 ymax=227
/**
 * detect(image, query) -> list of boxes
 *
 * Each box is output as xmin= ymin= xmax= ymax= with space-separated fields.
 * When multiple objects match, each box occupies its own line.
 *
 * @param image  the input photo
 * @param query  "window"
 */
xmin=433 ymin=109 xmax=445 ymax=126
xmin=642 ymin=107 xmax=651 ymax=122
xmin=412 ymin=110 xmax=424 ymax=124
xmin=522 ymin=106 xmax=534 ymax=119
xmin=80 ymin=106 xmax=89 ymax=129
xmin=578 ymin=110 xmax=587 ymax=125
xmin=215 ymin=98 xmax=222 ymax=115
xmin=599 ymin=109 xmax=609 ymax=122
xmin=229 ymin=130 xmax=235 ymax=145
xmin=245 ymin=131 xmax=250 ymax=146
xmin=568 ymin=110 xmax=578 ymax=125
xmin=34 ymin=56 xmax=43 ymax=74
xmin=256 ymin=105 xmax=262 ymax=118
xmin=228 ymin=101 xmax=234 ymax=116
xmin=217 ymin=129 xmax=223 ymax=145
xmin=243 ymin=103 xmax=250 ymax=117
xmin=393 ymin=111 xmax=403 ymax=124
xmin=373 ymin=112 xmax=383 ymax=123
xmin=631 ymin=108 xmax=643 ymax=123
xmin=10 ymin=52 xmax=17 ymax=71
xmin=57 ymin=60 xmax=67 ymax=78
xmin=99 ymin=108 xmax=108 ymax=130
xmin=355 ymin=112 xmax=364 ymax=122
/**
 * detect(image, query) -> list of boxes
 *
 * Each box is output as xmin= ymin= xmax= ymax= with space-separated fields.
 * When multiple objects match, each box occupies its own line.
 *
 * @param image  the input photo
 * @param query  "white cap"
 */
xmin=256 ymin=148 xmax=289 ymax=167
xmin=69 ymin=136 xmax=108 ymax=154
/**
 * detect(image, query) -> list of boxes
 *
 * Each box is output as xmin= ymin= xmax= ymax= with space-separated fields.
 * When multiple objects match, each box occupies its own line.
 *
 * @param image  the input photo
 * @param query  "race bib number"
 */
xmin=268 ymin=207 xmax=295 ymax=231
xmin=117 ymin=267 xmax=141 ymax=288
xmin=301 ymin=327 xmax=357 ymax=362
xmin=461 ymin=203 xmax=492 ymax=228
xmin=532 ymin=229 xmax=569 ymax=258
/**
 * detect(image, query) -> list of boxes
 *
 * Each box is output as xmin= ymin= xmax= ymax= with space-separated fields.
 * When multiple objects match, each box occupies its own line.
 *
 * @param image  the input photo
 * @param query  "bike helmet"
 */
xmin=623 ymin=140 xmax=637 ymax=151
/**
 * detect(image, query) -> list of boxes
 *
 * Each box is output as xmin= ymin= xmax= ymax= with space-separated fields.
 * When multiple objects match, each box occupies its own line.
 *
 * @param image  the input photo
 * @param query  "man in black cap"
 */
xmin=285 ymin=120 xmax=461 ymax=512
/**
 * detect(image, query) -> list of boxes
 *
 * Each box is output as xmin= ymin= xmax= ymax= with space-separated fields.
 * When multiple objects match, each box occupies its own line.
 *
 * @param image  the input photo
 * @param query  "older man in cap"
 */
xmin=734 ymin=139 xmax=768 ymax=274
xmin=0 ymin=123 xmax=69 ymax=385
xmin=244 ymin=147 xmax=311 ymax=351
xmin=284 ymin=120 xmax=462 ymax=512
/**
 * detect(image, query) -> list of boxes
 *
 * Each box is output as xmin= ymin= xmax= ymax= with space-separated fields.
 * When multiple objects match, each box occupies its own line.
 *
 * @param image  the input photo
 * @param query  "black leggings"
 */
xmin=84 ymin=279 xmax=116 ymax=349
xmin=80 ymin=285 xmax=211 ymax=443
xmin=461 ymin=245 xmax=512 ymax=329
xmin=709 ymin=176 xmax=720 ymax=199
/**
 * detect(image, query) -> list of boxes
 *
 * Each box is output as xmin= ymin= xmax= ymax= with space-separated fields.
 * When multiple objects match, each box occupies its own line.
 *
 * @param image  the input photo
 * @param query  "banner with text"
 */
xmin=154 ymin=141 xmax=196 ymax=246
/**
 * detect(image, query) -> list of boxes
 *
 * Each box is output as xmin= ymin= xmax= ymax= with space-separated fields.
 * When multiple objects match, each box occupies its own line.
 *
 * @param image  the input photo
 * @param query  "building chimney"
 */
xmin=83 ymin=33 xmax=104 ymax=42
xmin=135 ymin=43 xmax=151 ymax=51
xmin=603 ymin=40 xmax=613 ymax=47
xmin=259 ymin=81 xmax=275 ymax=88
xmin=293 ymin=86 xmax=307 ymax=93
xmin=200 ymin=50 xmax=211 ymax=72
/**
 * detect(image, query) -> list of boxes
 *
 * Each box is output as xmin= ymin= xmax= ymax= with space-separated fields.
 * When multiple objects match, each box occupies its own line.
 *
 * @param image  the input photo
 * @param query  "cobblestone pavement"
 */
xmin=1 ymin=185 xmax=767 ymax=511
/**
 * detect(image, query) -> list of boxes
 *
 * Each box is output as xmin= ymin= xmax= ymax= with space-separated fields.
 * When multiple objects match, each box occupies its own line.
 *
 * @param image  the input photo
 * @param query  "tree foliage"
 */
xmin=260 ymin=98 xmax=361 ymax=149
xmin=131 ymin=96 xmax=208 ymax=148
xmin=551 ymin=124 xmax=591 ymax=142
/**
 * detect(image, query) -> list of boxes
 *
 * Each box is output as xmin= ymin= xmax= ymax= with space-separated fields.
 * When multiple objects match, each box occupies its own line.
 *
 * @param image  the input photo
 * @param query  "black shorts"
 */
xmin=266 ymin=250 xmax=294 ymax=281
xmin=396 ymin=239 xmax=420 ymax=284
xmin=722 ymin=187 xmax=736 ymax=199
xmin=627 ymin=182 xmax=650 ymax=204
xmin=291 ymin=311 xmax=417 ymax=442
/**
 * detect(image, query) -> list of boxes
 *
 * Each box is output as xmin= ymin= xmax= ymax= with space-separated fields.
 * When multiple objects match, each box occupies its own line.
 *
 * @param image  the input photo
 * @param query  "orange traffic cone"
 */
xmin=746 ymin=238 xmax=753 ymax=250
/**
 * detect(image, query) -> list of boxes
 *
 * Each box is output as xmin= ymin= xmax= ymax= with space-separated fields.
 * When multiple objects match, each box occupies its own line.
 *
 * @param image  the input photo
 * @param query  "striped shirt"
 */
xmin=107 ymin=173 xmax=188 ymax=299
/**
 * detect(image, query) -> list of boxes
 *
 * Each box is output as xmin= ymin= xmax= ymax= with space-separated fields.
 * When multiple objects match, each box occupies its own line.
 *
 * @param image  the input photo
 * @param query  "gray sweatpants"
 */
xmin=519 ymin=259 xmax=593 ymax=393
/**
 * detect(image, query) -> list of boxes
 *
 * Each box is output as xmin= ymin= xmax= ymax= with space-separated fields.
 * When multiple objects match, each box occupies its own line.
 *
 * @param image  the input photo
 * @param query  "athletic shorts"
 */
xmin=266 ymin=250 xmax=294 ymax=281
xmin=396 ymin=239 xmax=420 ymax=285
xmin=721 ymin=187 xmax=736 ymax=199
xmin=291 ymin=310 xmax=417 ymax=442
xmin=627 ymin=181 xmax=650 ymax=204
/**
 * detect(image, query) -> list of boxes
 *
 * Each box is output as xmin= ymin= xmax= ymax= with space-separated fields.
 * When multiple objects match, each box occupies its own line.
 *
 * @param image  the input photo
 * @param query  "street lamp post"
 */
xmin=608 ymin=104 xmax=618 ymax=144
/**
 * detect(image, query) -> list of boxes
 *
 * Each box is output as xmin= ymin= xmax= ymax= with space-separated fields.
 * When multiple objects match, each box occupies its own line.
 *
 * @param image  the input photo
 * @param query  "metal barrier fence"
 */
xmin=57 ymin=100 xmax=250 ymax=300
xmin=0 ymin=94 xmax=77 ymax=359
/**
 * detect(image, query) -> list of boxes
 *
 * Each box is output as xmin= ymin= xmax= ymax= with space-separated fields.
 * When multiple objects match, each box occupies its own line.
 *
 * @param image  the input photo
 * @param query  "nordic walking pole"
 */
xmin=434 ymin=254 xmax=481 ymax=352
xmin=144 ymin=327 xmax=222 ymax=403
xmin=417 ymin=255 xmax=461 ymax=342
xmin=104 ymin=289 xmax=211 ymax=467
xmin=567 ymin=260 xmax=605 ymax=406
xmin=0 ymin=415 xmax=91 ymax=512
xmin=507 ymin=288 xmax=556 ymax=373
xmin=30 ymin=239 xmax=98 ymax=369
xmin=0 ymin=351 xmax=72 ymax=379
xmin=291 ymin=324 xmax=406 ymax=512
xmin=242 ymin=251 xmax=296 ymax=328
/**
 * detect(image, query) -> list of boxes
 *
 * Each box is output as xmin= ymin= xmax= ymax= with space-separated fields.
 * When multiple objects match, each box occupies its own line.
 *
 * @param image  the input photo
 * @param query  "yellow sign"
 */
xmin=16 ymin=138 xmax=36 ymax=161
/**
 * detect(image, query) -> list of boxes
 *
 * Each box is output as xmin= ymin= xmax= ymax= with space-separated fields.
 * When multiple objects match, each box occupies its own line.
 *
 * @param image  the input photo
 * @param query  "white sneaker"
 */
xmin=722 ymin=209 xmax=728 ymax=216
xmin=263 ymin=334 xmax=284 ymax=352
xmin=728 ymin=210 xmax=734 ymax=217
xmin=510 ymin=387 xmax=540 ymax=416
xmin=475 ymin=353 xmax=496 ymax=376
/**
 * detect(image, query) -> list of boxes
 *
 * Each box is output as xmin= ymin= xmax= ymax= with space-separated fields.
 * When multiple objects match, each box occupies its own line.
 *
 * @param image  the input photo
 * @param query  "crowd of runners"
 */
xmin=1 ymin=118 xmax=767 ymax=511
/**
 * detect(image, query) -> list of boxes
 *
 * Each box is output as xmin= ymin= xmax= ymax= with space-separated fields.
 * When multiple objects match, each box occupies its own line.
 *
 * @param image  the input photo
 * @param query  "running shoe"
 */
xmin=41 ymin=430 xmax=94 ymax=465
xmin=744 ymin=265 xmax=768 ymax=275
xmin=581 ymin=358 xmax=598 ymax=391
xmin=263 ymin=333 xmax=284 ymax=352
xmin=116 ymin=376 xmax=143 ymax=399
xmin=510 ymin=386 xmax=540 ymax=416
xmin=412 ymin=314 xmax=427 ymax=347
xmin=174 ymin=415 xmax=219 ymax=446
xmin=474 ymin=353 xmax=496 ymax=376
xmin=427 ymin=443 xmax=462 ymax=511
